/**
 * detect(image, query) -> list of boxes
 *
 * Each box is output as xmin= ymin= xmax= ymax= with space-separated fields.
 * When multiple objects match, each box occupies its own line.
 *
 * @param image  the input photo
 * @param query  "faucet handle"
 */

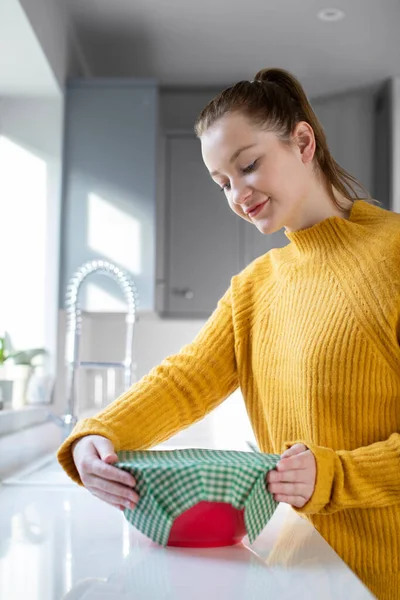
xmin=171 ymin=287 xmax=194 ymax=300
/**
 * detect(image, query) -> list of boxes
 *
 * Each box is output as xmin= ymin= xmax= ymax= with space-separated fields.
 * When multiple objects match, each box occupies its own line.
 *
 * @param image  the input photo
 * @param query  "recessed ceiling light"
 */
xmin=317 ymin=8 xmax=345 ymax=22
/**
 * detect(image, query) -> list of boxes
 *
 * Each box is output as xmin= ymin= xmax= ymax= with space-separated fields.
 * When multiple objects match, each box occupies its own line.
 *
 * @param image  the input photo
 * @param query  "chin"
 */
xmin=254 ymin=218 xmax=276 ymax=235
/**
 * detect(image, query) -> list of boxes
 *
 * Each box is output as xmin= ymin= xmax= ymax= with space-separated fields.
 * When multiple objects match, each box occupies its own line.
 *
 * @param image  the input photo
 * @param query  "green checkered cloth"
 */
xmin=116 ymin=448 xmax=280 ymax=547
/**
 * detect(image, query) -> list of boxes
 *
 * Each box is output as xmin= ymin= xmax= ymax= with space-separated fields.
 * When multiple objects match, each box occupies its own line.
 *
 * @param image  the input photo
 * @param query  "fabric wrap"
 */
xmin=116 ymin=448 xmax=280 ymax=546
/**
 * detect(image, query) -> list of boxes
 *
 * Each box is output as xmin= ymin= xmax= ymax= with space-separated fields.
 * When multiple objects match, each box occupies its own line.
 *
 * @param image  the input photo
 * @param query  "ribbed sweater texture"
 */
xmin=58 ymin=200 xmax=400 ymax=599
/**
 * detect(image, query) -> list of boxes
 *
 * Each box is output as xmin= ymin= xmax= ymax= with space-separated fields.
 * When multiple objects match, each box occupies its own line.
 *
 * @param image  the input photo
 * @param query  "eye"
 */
xmin=242 ymin=160 xmax=257 ymax=174
xmin=217 ymin=159 xmax=258 ymax=192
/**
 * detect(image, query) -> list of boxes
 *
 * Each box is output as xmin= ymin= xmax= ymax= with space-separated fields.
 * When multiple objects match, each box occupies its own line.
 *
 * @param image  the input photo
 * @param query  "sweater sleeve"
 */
xmin=57 ymin=285 xmax=239 ymax=483
xmin=283 ymin=434 xmax=400 ymax=514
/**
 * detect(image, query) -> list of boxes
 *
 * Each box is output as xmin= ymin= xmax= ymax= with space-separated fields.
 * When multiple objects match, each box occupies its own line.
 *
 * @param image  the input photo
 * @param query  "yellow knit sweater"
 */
xmin=58 ymin=199 xmax=400 ymax=599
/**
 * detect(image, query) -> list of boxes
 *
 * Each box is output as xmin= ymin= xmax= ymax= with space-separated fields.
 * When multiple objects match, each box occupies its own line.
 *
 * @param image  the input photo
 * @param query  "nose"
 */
xmin=231 ymin=181 xmax=252 ymax=206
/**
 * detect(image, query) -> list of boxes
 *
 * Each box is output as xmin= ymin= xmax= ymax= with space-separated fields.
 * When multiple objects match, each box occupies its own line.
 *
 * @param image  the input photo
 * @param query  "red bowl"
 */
xmin=167 ymin=501 xmax=246 ymax=548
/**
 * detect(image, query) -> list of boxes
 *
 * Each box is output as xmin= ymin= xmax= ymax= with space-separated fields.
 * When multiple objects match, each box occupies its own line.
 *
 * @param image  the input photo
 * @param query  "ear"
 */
xmin=292 ymin=121 xmax=316 ymax=165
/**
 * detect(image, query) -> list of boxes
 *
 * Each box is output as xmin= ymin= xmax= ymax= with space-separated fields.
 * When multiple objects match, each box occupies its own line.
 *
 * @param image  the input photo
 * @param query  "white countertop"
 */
xmin=0 ymin=458 xmax=375 ymax=600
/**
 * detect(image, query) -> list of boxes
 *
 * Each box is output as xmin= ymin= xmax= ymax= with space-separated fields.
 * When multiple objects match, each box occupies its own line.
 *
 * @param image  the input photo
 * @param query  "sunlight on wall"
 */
xmin=0 ymin=136 xmax=47 ymax=349
xmin=88 ymin=192 xmax=142 ymax=275
xmin=85 ymin=282 xmax=128 ymax=312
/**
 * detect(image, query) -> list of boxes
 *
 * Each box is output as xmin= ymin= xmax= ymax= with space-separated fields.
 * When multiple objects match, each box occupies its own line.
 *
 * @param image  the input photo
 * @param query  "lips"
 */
xmin=246 ymin=198 xmax=270 ymax=217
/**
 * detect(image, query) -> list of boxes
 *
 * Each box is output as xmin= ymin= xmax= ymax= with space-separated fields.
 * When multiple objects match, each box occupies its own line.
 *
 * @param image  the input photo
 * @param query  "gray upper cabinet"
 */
xmin=165 ymin=135 xmax=241 ymax=317
xmin=163 ymin=135 xmax=288 ymax=318
xmin=60 ymin=79 xmax=158 ymax=311
xmin=372 ymin=80 xmax=393 ymax=211
xmin=312 ymin=89 xmax=375 ymax=198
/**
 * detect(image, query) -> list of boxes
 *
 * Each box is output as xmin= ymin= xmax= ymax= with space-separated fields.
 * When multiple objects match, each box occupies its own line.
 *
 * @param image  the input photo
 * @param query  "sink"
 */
xmin=2 ymin=453 xmax=76 ymax=487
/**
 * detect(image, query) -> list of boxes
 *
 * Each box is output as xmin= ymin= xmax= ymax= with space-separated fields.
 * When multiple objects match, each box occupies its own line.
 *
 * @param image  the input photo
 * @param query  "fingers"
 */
xmin=80 ymin=458 xmax=139 ymax=511
xmin=94 ymin=436 xmax=119 ymax=464
xmin=276 ymin=453 xmax=309 ymax=472
xmin=90 ymin=457 xmax=137 ymax=488
xmin=267 ymin=473 xmax=312 ymax=506
xmin=87 ymin=473 xmax=139 ymax=502
xmin=267 ymin=469 xmax=302 ymax=484
xmin=280 ymin=443 xmax=307 ymax=459
xmin=273 ymin=494 xmax=307 ymax=508
xmin=267 ymin=446 xmax=316 ymax=508
xmin=75 ymin=436 xmax=136 ymax=487
xmin=267 ymin=468 xmax=311 ymax=499
xmin=268 ymin=480 xmax=311 ymax=498
xmin=73 ymin=435 xmax=139 ymax=511
xmin=91 ymin=488 xmax=138 ymax=511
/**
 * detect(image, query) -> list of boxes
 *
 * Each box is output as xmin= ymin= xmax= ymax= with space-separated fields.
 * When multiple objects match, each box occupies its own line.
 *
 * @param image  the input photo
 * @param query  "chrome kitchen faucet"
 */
xmin=49 ymin=260 xmax=138 ymax=439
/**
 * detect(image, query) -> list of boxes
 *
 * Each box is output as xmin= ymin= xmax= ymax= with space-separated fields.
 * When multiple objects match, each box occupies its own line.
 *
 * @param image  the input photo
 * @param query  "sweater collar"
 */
xmin=283 ymin=199 xmax=369 ymax=257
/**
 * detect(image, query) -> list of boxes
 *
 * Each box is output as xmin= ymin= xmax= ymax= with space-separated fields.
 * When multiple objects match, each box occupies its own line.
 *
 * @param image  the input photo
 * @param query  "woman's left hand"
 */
xmin=266 ymin=443 xmax=316 ymax=508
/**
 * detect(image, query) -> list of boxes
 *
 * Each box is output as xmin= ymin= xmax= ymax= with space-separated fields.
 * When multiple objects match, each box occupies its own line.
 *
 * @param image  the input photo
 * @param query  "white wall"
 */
xmin=0 ymin=96 xmax=64 ymax=375
xmin=0 ymin=0 xmax=59 ymax=96
xmin=18 ymin=0 xmax=90 ymax=89
xmin=0 ymin=97 xmax=63 ymax=155
xmin=393 ymin=78 xmax=400 ymax=214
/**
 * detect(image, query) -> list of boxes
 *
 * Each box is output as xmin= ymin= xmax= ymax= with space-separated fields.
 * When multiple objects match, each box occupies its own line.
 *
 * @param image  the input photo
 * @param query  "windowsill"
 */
xmin=0 ymin=405 xmax=49 ymax=437
xmin=0 ymin=420 xmax=61 ymax=481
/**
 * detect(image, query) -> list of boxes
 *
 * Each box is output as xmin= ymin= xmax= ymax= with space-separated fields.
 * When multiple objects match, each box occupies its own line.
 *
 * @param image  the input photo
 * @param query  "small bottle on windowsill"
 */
xmin=0 ymin=336 xmax=6 ymax=409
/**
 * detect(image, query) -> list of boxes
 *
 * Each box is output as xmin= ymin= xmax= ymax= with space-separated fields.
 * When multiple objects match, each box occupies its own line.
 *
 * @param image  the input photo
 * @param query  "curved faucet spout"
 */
xmin=64 ymin=259 xmax=138 ymax=424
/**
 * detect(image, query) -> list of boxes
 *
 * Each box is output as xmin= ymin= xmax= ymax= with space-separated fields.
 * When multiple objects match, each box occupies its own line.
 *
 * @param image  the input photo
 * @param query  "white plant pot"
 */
xmin=0 ymin=365 xmax=11 ymax=409
xmin=4 ymin=364 xmax=33 ymax=410
xmin=0 ymin=380 xmax=13 ymax=409
xmin=26 ymin=367 xmax=54 ymax=405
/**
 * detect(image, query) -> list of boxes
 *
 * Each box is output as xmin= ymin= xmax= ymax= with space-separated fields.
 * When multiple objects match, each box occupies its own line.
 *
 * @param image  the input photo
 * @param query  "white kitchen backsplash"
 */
xmin=55 ymin=310 xmax=256 ymax=450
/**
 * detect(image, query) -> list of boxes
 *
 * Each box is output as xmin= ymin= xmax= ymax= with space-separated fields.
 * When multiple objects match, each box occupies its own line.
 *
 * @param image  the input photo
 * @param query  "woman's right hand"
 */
xmin=72 ymin=435 xmax=139 ymax=511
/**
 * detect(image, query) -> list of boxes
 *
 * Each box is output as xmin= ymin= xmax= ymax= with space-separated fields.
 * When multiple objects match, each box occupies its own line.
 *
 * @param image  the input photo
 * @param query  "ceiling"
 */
xmin=0 ymin=0 xmax=60 ymax=96
xmin=67 ymin=0 xmax=400 ymax=97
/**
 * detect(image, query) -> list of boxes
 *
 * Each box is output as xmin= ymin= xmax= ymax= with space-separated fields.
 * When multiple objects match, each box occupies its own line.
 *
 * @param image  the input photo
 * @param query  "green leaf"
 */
xmin=5 ymin=348 xmax=46 ymax=365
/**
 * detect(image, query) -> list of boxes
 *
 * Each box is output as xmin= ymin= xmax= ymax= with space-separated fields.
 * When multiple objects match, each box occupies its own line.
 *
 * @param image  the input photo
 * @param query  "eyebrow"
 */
xmin=210 ymin=144 xmax=257 ymax=177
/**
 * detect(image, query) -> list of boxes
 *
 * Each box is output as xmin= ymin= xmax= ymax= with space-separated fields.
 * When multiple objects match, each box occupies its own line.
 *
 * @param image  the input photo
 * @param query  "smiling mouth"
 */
xmin=247 ymin=198 xmax=270 ymax=217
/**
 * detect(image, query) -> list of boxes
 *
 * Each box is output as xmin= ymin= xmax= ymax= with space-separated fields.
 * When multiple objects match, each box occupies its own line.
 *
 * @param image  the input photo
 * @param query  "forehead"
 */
xmin=200 ymin=113 xmax=275 ymax=172
xmin=201 ymin=113 xmax=257 ymax=153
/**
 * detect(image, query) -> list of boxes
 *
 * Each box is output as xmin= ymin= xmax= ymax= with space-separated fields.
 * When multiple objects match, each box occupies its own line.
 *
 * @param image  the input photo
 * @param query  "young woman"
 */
xmin=58 ymin=68 xmax=400 ymax=599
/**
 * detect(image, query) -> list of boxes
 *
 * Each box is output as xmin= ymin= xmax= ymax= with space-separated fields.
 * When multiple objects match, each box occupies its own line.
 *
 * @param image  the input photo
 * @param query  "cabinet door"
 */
xmin=242 ymin=220 xmax=288 ymax=265
xmin=166 ymin=135 xmax=241 ymax=317
xmin=61 ymin=80 xmax=158 ymax=312
xmin=373 ymin=80 xmax=392 ymax=211
xmin=312 ymin=91 xmax=374 ymax=197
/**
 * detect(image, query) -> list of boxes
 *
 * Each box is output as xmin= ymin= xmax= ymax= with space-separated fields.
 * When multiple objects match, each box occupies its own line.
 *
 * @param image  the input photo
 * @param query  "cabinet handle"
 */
xmin=171 ymin=287 xmax=194 ymax=299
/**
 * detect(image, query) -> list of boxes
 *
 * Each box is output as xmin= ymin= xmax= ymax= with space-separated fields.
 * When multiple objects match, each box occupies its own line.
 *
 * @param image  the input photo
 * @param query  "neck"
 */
xmin=284 ymin=188 xmax=353 ymax=234
xmin=282 ymin=199 xmax=366 ymax=259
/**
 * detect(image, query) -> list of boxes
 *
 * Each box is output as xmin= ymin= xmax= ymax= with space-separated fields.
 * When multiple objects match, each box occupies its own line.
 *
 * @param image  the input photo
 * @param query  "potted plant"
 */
xmin=0 ymin=333 xmax=13 ymax=409
xmin=0 ymin=334 xmax=46 ymax=409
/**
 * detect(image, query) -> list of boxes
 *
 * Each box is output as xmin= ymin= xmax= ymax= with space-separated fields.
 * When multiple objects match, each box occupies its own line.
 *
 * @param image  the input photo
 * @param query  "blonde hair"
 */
xmin=194 ymin=67 xmax=379 ymax=211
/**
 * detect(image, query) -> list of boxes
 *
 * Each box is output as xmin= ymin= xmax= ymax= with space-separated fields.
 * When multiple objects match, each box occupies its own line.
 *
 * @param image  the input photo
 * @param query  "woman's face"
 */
xmin=200 ymin=112 xmax=315 ymax=234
